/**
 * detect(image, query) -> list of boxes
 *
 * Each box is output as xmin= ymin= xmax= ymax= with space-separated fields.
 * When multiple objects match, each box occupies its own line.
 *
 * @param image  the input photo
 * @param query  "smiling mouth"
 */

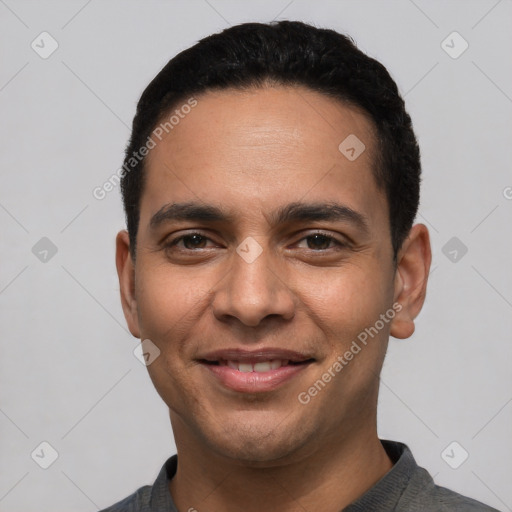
xmin=200 ymin=359 xmax=314 ymax=373
xmin=198 ymin=354 xmax=315 ymax=393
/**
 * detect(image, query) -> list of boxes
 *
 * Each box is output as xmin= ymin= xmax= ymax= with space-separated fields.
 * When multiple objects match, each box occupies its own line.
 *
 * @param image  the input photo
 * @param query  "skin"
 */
xmin=116 ymin=85 xmax=431 ymax=512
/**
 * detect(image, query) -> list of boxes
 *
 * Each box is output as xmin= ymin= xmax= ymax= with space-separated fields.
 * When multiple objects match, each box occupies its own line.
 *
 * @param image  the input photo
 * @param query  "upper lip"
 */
xmin=198 ymin=348 xmax=314 ymax=363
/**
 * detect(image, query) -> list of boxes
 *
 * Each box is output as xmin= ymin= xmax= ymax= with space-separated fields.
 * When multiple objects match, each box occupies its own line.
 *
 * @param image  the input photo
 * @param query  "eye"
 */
xmin=166 ymin=232 xmax=216 ymax=251
xmin=296 ymin=232 xmax=345 ymax=251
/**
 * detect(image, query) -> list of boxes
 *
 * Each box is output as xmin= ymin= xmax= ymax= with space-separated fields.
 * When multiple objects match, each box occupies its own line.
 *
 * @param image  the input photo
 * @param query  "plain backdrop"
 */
xmin=1 ymin=1 xmax=511 ymax=511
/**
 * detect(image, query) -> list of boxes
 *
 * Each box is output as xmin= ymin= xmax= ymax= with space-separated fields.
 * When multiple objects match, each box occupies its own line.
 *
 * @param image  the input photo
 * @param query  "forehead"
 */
xmin=141 ymin=85 xmax=387 ymax=231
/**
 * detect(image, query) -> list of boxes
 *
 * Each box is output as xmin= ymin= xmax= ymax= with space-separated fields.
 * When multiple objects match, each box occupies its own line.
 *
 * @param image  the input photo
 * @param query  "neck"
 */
xmin=168 ymin=418 xmax=393 ymax=512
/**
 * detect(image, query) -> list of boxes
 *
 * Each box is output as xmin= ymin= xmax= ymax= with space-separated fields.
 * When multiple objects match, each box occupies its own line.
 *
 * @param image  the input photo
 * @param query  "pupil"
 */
xmin=308 ymin=234 xmax=330 ymax=250
xmin=185 ymin=234 xmax=205 ymax=249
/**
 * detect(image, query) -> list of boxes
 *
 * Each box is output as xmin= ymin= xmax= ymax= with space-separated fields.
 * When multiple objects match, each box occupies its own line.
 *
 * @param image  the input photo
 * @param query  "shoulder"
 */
xmin=98 ymin=484 xmax=152 ymax=512
xmin=377 ymin=440 xmax=500 ymax=512
xmin=402 ymin=465 xmax=501 ymax=512
xmin=98 ymin=455 xmax=177 ymax=512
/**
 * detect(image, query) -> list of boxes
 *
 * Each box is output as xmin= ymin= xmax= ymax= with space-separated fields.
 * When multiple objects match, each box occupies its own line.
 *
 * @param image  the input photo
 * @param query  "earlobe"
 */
xmin=390 ymin=224 xmax=431 ymax=340
xmin=115 ymin=230 xmax=141 ymax=338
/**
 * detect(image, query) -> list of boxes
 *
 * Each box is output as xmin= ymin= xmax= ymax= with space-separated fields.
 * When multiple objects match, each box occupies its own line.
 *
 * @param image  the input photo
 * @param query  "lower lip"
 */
xmin=200 ymin=363 xmax=311 ymax=393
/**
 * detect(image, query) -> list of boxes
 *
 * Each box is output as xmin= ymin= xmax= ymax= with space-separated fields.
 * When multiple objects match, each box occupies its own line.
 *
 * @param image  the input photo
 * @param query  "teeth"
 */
xmin=254 ymin=362 xmax=271 ymax=372
xmin=224 ymin=360 xmax=284 ymax=372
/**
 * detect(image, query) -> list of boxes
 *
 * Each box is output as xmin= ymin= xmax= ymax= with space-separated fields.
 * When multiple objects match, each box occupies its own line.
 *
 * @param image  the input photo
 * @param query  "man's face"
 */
xmin=124 ymin=86 xmax=400 ymax=463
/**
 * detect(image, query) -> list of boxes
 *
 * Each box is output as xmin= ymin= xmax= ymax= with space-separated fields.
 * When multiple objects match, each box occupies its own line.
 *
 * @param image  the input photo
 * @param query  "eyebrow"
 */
xmin=149 ymin=201 xmax=370 ymax=234
xmin=150 ymin=202 xmax=235 ymax=229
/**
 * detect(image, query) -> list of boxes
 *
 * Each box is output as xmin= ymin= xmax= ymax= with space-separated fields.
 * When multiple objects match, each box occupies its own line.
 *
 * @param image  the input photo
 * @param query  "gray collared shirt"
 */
xmin=99 ymin=440 xmax=500 ymax=511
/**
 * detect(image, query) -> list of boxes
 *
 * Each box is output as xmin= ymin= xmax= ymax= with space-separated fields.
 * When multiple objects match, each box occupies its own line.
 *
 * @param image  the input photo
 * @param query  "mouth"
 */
xmin=201 ymin=358 xmax=312 ymax=372
xmin=197 ymin=349 xmax=315 ymax=393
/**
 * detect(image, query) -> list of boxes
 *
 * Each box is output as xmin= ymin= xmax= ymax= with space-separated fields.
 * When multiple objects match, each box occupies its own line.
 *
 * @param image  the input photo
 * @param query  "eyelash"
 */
xmin=164 ymin=231 xmax=347 ymax=252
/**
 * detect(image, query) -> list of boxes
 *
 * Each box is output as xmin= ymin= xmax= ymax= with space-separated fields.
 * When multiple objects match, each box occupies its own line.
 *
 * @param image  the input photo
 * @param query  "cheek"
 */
xmin=298 ymin=266 xmax=393 ymax=409
xmin=135 ymin=264 xmax=209 ymax=409
xmin=135 ymin=262 xmax=212 ymax=340
xmin=296 ymin=261 xmax=392 ymax=340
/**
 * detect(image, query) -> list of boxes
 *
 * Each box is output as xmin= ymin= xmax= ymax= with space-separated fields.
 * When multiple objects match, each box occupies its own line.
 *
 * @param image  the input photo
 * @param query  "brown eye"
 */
xmin=296 ymin=232 xmax=344 ymax=251
xmin=180 ymin=234 xmax=208 ymax=249
xmin=305 ymin=234 xmax=333 ymax=250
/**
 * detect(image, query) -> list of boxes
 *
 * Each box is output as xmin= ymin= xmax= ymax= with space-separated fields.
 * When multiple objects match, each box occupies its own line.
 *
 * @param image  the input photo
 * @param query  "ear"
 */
xmin=390 ymin=223 xmax=431 ymax=339
xmin=115 ymin=230 xmax=141 ymax=338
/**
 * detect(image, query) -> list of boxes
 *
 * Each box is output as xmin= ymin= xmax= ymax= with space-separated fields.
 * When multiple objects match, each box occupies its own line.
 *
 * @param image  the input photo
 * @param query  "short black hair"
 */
xmin=121 ymin=20 xmax=421 ymax=261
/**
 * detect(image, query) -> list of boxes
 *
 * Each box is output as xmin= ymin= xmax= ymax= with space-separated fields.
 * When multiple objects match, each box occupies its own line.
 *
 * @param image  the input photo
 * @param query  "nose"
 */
xmin=211 ymin=244 xmax=296 ymax=328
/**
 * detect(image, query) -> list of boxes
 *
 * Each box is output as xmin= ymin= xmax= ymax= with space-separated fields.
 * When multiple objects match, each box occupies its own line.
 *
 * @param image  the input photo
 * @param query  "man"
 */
xmin=104 ymin=21 xmax=498 ymax=512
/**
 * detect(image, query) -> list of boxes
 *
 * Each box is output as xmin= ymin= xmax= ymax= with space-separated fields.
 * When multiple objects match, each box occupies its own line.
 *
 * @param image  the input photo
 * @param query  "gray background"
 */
xmin=1 ymin=1 xmax=511 ymax=511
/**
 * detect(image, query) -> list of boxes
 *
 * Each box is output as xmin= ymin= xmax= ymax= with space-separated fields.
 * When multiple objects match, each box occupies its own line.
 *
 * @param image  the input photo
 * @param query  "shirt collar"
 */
xmin=149 ymin=440 xmax=417 ymax=512
xmin=343 ymin=440 xmax=417 ymax=511
xmin=148 ymin=455 xmax=178 ymax=511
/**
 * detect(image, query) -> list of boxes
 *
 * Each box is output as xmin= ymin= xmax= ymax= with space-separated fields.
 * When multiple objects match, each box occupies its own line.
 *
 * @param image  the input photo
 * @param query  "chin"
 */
xmin=204 ymin=416 xmax=312 ymax=466
xmin=215 ymin=437 xmax=298 ymax=465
